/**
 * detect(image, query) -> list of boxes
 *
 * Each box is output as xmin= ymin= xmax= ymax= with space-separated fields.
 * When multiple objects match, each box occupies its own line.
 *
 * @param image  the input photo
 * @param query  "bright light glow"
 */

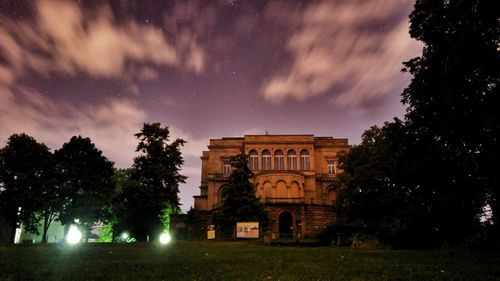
xmin=121 ymin=232 xmax=129 ymax=240
xmin=159 ymin=232 xmax=171 ymax=245
xmin=66 ymin=225 xmax=82 ymax=245
xmin=14 ymin=227 xmax=22 ymax=244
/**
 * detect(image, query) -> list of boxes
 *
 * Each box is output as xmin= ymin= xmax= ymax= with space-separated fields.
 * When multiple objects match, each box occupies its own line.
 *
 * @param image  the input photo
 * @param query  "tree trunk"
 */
xmin=7 ymin=208 xmax=18 ymax=244
xmin=42 ymin=212 xmax=49 ymax=243
xmin=8 ymin=220 xmax=17 ymax=244
xmin=111 ymin=225 xmax=116 ymax=242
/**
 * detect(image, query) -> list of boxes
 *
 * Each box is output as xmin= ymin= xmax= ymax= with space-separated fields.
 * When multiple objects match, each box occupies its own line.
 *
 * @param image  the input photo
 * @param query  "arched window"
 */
xmin=217 ymin=185 xmax=228 ymax=204
xmin=262 ymin=150 xmax=271 ymax=170
xmin=249 ymin=150 xmax=258 ymax=171
xmin=274 ymin=150 xmax=284 ymax=170
xmin=300 ymin=149 xmax=310 ymax=170
xmin=290 ymin=181 xmax=300 ymax=198
xmin=326 ymin=186 xmax=337 ymax=205
xmin=287 ymin=150 xmax=297 ymax=170
xmin=263 ymin=181 xmax=273 ymax=198
xmin=276 ymin=180 xmax=287 ymax=198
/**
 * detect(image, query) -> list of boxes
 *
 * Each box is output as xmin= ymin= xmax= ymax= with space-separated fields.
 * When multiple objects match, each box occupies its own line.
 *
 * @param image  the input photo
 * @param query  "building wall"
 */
xmin=193 ymin=135 xmax=349 ymax=239
xmin=18 ymin=220 xmax=66 ymax=243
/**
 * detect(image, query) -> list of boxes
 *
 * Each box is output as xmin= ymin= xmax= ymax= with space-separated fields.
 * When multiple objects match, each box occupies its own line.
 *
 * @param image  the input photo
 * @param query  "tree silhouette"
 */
xmin=122 ymin=123 xmax=186 ymax=240
xmin=338 ymin=0 xmax=499 ymax=248
xmin=55 ymin=136 xmax=115 ymax=238
xmin=212 ymin=150 xmax=267 ymax=238
xmin=402 ymin=0 xmax=499 ymax=244
xmin=0 ymin=134 xmax=53 ymax=243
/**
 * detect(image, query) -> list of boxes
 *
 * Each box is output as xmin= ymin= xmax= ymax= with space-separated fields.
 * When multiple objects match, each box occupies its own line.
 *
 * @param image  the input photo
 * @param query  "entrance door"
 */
xmin=279 ymin=211 xmax=293 ymax=239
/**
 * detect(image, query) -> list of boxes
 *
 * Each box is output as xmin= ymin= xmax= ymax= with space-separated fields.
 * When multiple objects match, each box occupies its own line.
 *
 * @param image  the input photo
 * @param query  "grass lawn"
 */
xmin=0 ymin=241 xmax=499 ymax=281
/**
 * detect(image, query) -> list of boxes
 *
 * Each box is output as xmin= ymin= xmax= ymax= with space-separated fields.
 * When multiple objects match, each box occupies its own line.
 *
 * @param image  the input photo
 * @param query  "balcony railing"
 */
xmin=316 ymin=173 xmax=336 ymax=180
xmin=211 ymin=173 xmax=231 ymax=181
xmin=265 ymin=197 xmax=304 ymax=204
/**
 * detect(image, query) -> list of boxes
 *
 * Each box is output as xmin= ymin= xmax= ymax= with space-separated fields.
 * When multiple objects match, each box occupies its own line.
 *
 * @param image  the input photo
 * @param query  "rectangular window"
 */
xmin=300 ymin=156 xmax=310 ymax=170
xmin=262 ymin=156 xmax=271 ymax=170
xmin=223 ymin=160 xmax=231 ymax=175
xmin=249 ymin=156 xmax=258 ymax=171
xmin=275 ymin=156 xmax=284 ymax=170
xmin=327 ymin=160 xmax=335 ymax=174
xmin=287 ymin=157 xmax=297 ymax=170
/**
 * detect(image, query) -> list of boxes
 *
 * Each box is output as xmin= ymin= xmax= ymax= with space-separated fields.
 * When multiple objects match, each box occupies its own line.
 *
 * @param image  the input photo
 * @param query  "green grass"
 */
xmin=0 ymin=241 xmax=499 ymax=281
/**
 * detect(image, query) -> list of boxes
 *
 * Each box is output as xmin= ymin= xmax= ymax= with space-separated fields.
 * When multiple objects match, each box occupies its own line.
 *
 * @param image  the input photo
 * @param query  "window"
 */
xmin=218 ymin=185 xmax=227 ymax=203
xmin=327 ymin=160 xmax=335 ymax=174
xmin=300 ymin=149 xmax=310 ymax=171
xmin=262 ymin=150 xmax=271 ymax=170
xmin=327 ymin=189 xmax=337 ymax=205
xmin=287 ymin=150 xmax=297 ymax=170
xmin=223 ymin=159 xmax=231 ymax=175
xmin=249 ymin=150 xmax=258 ymax=171
xmin=274 ymin=150 xmax=284 ymax=170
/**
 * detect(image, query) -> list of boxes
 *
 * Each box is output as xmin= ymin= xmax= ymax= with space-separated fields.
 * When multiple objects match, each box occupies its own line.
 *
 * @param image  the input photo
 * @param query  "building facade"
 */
xmin=193 ymin=135 xmax=349 ymax=239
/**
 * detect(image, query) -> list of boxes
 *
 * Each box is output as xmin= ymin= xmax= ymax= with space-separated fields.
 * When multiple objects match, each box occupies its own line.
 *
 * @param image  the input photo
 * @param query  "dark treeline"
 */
xmin=0 ymin=123 xmax=186 ymax=243
xmin=336 ymin=0 xmax=499 ymax=249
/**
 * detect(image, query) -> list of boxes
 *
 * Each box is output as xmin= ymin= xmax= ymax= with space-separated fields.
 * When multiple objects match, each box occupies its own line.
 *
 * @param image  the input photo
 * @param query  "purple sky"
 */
xmin=0 ymin=0 xmax=422 ymax=211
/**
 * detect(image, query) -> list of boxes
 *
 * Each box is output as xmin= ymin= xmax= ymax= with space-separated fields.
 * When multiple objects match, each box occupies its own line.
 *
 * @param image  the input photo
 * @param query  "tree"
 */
xmin=126 ymin=123 xmax=186 ymax=240
xmin=402 ymin=0 xmax=500 ymax=244
xmin=100 ymin=168 xmax=132 ymax=242
xmin=336 ymin=121 xmax=439 ymax=248
xmin=0 ymin=134 xmax=53 ymax=243
xmin=339 ymin=0 xmax=499 ymax=248
xmin=55 ymin=136 xmax=115 ymax=238
xmin=212 ymin=150 xmax=268 ymax=238
xmin=35 ymin=154 xmax=63 ymax=243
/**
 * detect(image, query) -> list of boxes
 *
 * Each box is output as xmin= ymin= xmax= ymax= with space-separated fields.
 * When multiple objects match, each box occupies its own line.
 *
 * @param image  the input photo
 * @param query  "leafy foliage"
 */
xmin=338 ymin=0 xmax=500 ymax=248
xmin=97 ymin=223 xmax=113 ymax=242
xmin=0 ymin=134 xmax=54 ymax=242
xmin=401 ymin=0 xmax=499 ymax=245
xmin=115 ymin=123 xmax=186 ymax=241
xmin=55 ymin=136 xmax=115 ymax=236
xmin=338 ymin=122 xmax=443 ymax=248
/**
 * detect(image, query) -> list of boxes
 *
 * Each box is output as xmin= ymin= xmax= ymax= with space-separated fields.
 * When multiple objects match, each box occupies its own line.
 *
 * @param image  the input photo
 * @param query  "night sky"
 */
xmin=0 ymin=0 xmax=421 ymax=211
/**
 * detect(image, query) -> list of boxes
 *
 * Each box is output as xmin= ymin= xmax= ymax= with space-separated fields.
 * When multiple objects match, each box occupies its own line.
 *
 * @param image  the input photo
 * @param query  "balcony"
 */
xmin=209 ymin=173 xmax=231 ymax=182
xmin=316 ymin=173 xmax=336 ymax=181
xmin=265 ymin=197 xmax=304 ymax=204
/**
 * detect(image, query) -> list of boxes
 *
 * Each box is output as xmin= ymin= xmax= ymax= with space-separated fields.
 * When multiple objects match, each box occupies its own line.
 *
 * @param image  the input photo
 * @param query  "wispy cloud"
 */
xmin=0 ymin=0 xmax=205 ymax=84
xmin=262 ymin=1 xmax=421 ymax=109
xmin=0 ymin=85 xmax=145 ymax=167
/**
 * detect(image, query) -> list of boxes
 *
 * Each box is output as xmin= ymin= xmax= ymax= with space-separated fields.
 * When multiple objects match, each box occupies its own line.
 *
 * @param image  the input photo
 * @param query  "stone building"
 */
xmin=193 ymin=135 xmax=349 ymax=240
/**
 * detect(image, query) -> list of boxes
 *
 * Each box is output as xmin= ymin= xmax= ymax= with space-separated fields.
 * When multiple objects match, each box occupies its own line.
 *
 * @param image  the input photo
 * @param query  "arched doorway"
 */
xmin=173 ymin=222 xmax=188 ymax=240
xmin=279 ymin=211 xmax=293 ymax=238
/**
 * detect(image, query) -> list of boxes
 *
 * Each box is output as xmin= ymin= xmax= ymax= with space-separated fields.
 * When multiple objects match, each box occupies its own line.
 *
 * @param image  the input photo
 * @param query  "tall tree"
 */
xmin=0 ymin=134 xmax=53 ymax=243
xmin=336 ymin=122 xmax=439 ymax=248
xmin=212 ymin=150 xmax=268 ymax=237
xmin=55 ymin=136 xmax=115 ymax=238
xmin=402 ymin=0 xmax=500 ymax=243
xmin=35 ymin=153 xmax=62 ymax=243
xmin=128 ymin=123 xmax=186 ymax=240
